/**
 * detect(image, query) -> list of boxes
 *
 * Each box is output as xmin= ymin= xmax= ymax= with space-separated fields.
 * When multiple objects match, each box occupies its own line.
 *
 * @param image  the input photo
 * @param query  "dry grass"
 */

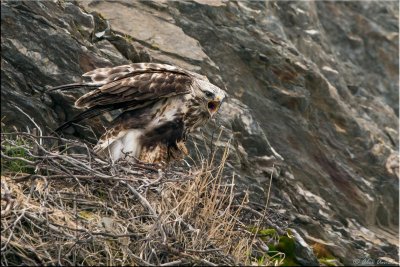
xmin=1 ymin=130 xmax=285 ymax=266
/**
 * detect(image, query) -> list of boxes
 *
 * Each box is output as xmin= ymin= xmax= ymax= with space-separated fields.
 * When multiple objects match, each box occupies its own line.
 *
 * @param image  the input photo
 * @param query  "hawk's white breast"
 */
xmin=98 ymin=95 xmax=191 ymax=162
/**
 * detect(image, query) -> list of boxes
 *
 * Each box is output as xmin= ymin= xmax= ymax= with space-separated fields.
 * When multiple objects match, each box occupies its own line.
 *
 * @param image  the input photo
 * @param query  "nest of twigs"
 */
xmin=1 ymin=130 xmax=286 ymax=266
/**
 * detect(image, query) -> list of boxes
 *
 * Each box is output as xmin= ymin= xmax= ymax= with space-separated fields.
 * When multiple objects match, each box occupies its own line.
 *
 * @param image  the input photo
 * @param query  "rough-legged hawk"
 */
xmin=50 ymin=63 xmax=226 ymax=164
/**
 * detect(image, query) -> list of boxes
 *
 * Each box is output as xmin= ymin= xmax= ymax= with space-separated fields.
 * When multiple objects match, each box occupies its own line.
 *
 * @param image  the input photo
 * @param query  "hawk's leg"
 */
xmin=168 ymin=141 xmax=189 ymax=162
xmin=177 ymin=141 xmax=189 ymax=156
xmin=139 ymin=144 xmax=168 ymax=165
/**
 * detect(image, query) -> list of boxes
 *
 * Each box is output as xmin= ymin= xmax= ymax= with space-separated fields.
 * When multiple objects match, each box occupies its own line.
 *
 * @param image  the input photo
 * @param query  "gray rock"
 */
xmin=290 ymin=228 xmax=319 ymax=266
xmin=1 ymin=0 xmax=398 ymax=265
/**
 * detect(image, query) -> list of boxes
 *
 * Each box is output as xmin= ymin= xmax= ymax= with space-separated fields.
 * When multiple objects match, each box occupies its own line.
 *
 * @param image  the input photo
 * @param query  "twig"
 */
xmin=185 ymin=248 xmax=222 ymax=253
xmin=121 ymin=180 xmax=167 ymax=244
xmin=1 ymin=208 xmax=28 ymax=251
xmin=49 ymin=222 xmax=139 ymax=238
xmin=131 ymin=253 xmax=153 ymax=266
xmin=130 ymin=162 xmax=159 ymax=172
xmin=1 ymin=132 xmax=82 ymax=143
xmin=0 ymin=153 xmax=36 ymax=165
xmin=1 ymin=180 xmax=14 ymax=216
xmin=12 ymin=105 xmax=43 ymax=145
xmin=120 ymin=181 xmax=157 ymax=216
xmin=160 ymin=260 xmax=184 ymax=266
xmin=165 ymin=245 xmax=218 ymax=266
xmin=12 ymin=174 xmax=139 ymax=183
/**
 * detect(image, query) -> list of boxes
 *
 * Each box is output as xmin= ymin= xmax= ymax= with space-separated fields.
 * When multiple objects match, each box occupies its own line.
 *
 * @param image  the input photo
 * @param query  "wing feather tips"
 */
xmin=74 ymin=91 xmax=100 ymax=108
xmin=51 ymin=63 xmax=201 ymax=138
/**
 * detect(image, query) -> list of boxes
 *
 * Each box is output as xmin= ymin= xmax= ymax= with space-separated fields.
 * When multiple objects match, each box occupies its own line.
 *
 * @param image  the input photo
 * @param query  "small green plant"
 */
xmin=1 ymin=137 xmax=35 ymax=174
xmin=124 ymin=34 xmax=133 ymax=43
xmin=249 ymin=227 xmax=301 ymax=266
xmin=270 ymin=234 xmax=298 ymax=266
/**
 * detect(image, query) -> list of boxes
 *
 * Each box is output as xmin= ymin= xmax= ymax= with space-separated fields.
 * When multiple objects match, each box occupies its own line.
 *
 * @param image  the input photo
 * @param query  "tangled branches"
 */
xmin=1 ymin=131 xmax=285 ymax=266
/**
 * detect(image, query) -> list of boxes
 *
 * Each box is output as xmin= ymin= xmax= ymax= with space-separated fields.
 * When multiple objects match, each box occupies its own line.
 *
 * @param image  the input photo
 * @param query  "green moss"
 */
xmin=78 ymin=211 xmax=96 ymax=221
xmin=248 ymin=227 xmax=301 ymax=266
xmin=249 ymin=227 xmax=276 ymax=236
xmin=124 ymin=34 xmax=133 ymax=43
xmin=259 ymin=228 xmax=277 ymax=237
xmin=319 ymin=257 xmax=339 ymax=266
xmin=281 ymin=258 xmax=299 ymax=266
xmin=256 ymin=254 xmax=269 ymax=266
xmin=277 ymin=236 xmax=295 ymax=255
xmin=1 ymin=140 xmax=35 ymax=174
xmin=269 ymin=235 xmax=298 ymax=266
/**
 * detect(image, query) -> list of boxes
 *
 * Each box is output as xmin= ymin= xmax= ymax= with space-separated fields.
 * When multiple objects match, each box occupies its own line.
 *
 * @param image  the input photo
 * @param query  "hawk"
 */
xmin=50 ymin=63 xmax=226 ymax=164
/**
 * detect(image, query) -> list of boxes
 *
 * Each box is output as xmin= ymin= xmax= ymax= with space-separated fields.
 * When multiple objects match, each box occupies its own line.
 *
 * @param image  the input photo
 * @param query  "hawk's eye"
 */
xmin=205 ymin=91 xmax=214 ymax=98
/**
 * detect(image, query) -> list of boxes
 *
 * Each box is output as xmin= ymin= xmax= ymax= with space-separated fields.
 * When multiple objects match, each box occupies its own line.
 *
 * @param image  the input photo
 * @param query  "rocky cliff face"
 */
xmin=1 ymin=0 xmax=398 ymax=265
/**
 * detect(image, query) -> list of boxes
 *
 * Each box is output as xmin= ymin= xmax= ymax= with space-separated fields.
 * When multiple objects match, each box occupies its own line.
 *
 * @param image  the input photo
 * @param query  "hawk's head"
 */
xmin=195 ymin=79 xmax=226 ymax=117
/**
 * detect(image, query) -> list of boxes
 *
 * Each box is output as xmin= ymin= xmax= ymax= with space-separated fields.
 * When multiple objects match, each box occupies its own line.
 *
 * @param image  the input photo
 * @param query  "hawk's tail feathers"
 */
xmin=54 ymin=106 xmax=114 ymax=133
xmin=48 ymin=83 xmax=98 ymax=92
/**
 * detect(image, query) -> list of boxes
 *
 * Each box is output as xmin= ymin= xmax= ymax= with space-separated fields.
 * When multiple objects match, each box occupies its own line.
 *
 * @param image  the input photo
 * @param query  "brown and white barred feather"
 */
xmin=51 ymin=63 xmax=226 ymax=164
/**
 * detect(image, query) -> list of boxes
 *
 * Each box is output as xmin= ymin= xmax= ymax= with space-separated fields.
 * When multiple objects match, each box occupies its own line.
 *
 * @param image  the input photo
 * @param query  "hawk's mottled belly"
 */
xmin=138 ymin=95 xmax=209 ymax=163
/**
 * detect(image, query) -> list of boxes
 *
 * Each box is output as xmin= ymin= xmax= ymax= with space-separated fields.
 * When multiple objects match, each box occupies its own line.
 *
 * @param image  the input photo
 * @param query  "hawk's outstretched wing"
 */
xmin=50 ymin=63 xmax=206 ymax=132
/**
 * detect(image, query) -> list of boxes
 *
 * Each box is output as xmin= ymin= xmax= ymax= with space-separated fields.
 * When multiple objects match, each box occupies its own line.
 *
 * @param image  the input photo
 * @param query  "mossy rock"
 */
xmin=249 ymin=227 xmax=302 ymax=266
xmin=269 ymin=235 xmax=299 ymax=266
